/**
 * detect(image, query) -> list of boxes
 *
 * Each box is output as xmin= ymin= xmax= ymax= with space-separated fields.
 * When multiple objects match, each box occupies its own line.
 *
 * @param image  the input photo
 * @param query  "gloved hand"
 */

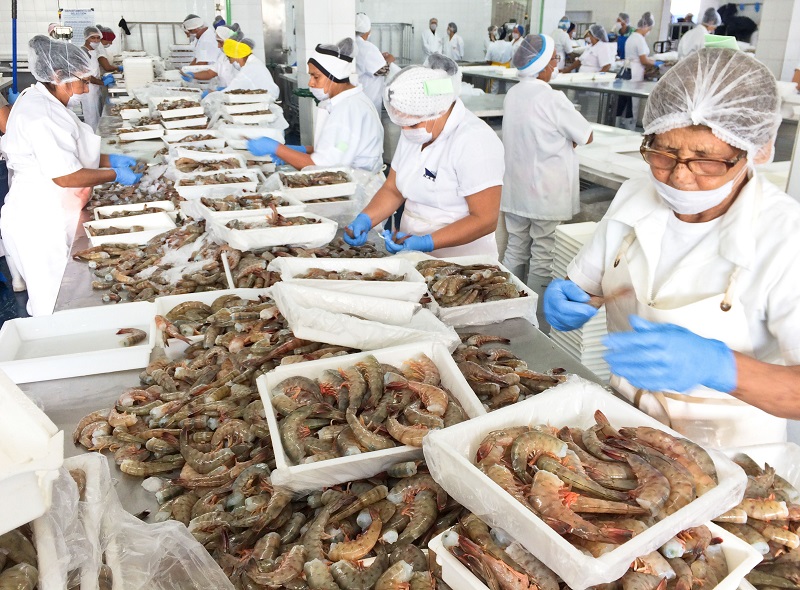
xmin=342 ymin=213 xmax=373 ymax=246
xmin=200 ymin=89 xmax=211 ymax=99
xmin=7 ymin=88 xmax=20 ymax=104
xmin=181 ymin=72 xmax=194 ymax=82
xmin=285 ymin=145 xmax=307 ymax=153
xmin=108 ymin=154 xmax=137 ymax=168
xmin=247 ymin=136 xmax=280 ymax=157
xmin=102 ymin=74 xmax=116 ymax=87
xmin=215 ymin=86 xmax=225 ymax=91
xmin=543 ymin=279 xmax=598 ymax=332
xmin=383 ymin=231 xmax=434 ymax=254
xmin=117 ymin=65 xmax=124 ymax=72
xmin=114 ymin=167 xmax=142 ymax=186
xmin=603 ymin=315 xmax=737 ymax=393
xmin=654 ymin=60 xmax=665 ymax=68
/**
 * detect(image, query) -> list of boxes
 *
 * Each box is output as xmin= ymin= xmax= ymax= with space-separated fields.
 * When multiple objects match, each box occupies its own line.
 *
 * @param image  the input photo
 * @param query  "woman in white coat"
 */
xmin=78 ymin=26 xmax=114 ymax=131
xmin=561 ymin=24 xmax=612 ymax=73
xmin=677 ymin=8 xmax=722 ymax=60
xmin=248 ymin=39 xmax=383 ymax=174
xmin=355 ymin=13 xmax=391 ymax=113
xmin=501 ymin=35 xmax=593 ymax=295
xmin=444 ymin=22 xmax=465 ymax=62
xmin=342 ymin=55 xmax=505 ymax=258
xmin=1 ymin=36 xmax=142 ymax=316
xmin=544 ymin=49 xmax=800 ymax=448
xmin=222 ymin=38 xmax=280 ymax=98
xmin=183 ymin=24 xmax=240 ymax=89
xmin=620 ymin=12 xmax=658 ymax=129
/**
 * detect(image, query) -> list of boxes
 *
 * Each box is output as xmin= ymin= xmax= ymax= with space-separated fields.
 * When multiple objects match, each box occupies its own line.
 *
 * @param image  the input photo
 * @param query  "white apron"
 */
xmin=2 ymin=89 xmax=100 ymax=315
xmin=602 ymin=185 xmax=787 ymax=448
xmin=399 ymin=205 xmax=499 ymax=259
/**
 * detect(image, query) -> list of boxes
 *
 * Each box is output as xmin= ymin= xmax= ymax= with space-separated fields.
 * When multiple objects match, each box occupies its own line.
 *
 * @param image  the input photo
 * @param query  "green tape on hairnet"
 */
xmin=704 ymin=35 xmax=739 ymax=50
xmin=424 ymin=78 xmax=454 ymax=96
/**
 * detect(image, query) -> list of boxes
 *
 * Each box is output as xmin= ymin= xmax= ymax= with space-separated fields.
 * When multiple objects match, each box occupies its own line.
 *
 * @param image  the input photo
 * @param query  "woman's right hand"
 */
xmin=343 ymin=213 xmax=372 ymax=246
xmin=114 ymin=167 xmax=142 ymax=186
xmin=543 ymin=279 xmax=598 ymax=332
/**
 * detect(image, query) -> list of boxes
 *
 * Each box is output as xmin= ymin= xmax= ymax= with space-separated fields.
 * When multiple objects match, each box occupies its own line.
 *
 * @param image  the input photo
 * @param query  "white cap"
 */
xmin=355 ymin=13 xmax=371 ymax=34
xmin=513 ymin=34 xmax=555 ymax=78
xmin=308 ymin=39 xmax=356 ymax=83
xmin=183 ymin=15 xmax=205 ymax=31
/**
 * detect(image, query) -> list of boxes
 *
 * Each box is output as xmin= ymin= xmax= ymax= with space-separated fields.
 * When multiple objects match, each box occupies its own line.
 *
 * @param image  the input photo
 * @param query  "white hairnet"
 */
xmin=513 ymin=34 xmax=554 ymax=77
xmin=422 ymin=53 xmax=462 ymax=95
xmin=355 ymin=13 xmax=371 ymax=34
xmin=448 ymin=22 xmax=457 ymax=33
xmin=637 ymin=12 xmax=654 ymax=28
xmin=183 ymin=15 xmax=205 ymax=31
xmin=701 ymin=8 xmax=722 ymax=27
xmin=588 ymin=24 xmax=608 ymax=42
xmin=28 ymin=35 xmax=92 ymax=84
xmin=558 ymin=17 xmax=570 ymax=30
xmin=216 ymin=26 xmax=238 ymax=42
xmin=643 ymin=48 xmax=781 ymax=161
xmin=84 ymin=26 xmax=101 ymax=39
xmin=308 ymin=39 xmax=356 ymax=83
xmin=618 ymin=12 xmax=630 ymax=24
xmin=384 ymin=64 xmax=457 ymax=127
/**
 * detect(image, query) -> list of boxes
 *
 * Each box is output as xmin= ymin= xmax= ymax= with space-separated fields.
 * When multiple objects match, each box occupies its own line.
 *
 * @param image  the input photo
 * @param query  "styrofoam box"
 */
xmin=120 ymin=107 xmax=150 ymax=120
xmin=300 ymin=194 xmax=359 ymax=225
xmin=226 ymin=112 xmax=277 ymax=125
xmin=724 ymin=441 xmax=800 ymax=491
xmin=171 ymin=145 xmax=235 ymax=160
xmin=157 ymin=102 xmax=205 ymax=119
xmin=428 ymin=521 xmax=761 ymax=590
xmin=121 ymin=122 xmax=162 ymax=130
xmin=422 ymin=377 xmax=748 ymax=590
xmin=0 ymin=302 xmax=156 ymax=384
xmin=267 ymin=257 xmax=428 ymax=303
xmin=222 ymin=102 xmax=274 ymax=115
xmin=117 ymin=127 xmax=164 ymax=142
xmin=207 ymin=211 xmax=338 ymax=250
xmin=172 ymin=153 xmax=248 ymax=178
xmin=174 ymin=169 xmax=262 ymax=199
xmin=93 ymin=200 xmax=175 ymax=221
xmin=279 ymin=168 xmax=358 ymax=201
xmin=215 ymin=123 xmax=283 ymax=150
xmin=421 ymin=255 xmax=538 ymax=328
xmin=167 ymin=138 xmax=228 ymax=151
xmin=161 ymin=116 xmax=209 ymax=130
xmin=83 ymin=212 xmax=176 ymax=247
xmin=258 ymin=341 xmax=486 ymax=493
xmin=180 ymin=194 xmax=307 ymax=222
xmin=223 ymin=90 xmax=275 ymax=104
xmin=0 ymin=369 xmax=63 ymax=535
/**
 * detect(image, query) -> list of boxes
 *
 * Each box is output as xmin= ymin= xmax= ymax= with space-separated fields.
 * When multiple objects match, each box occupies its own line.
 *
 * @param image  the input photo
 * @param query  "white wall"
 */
xmin=755 ymin=0 xmax=800 ymax=81
xmin=565 ymin=0 xmax=670 ymax=43
xmin=357 ymin=0 xmax=493 ymax=63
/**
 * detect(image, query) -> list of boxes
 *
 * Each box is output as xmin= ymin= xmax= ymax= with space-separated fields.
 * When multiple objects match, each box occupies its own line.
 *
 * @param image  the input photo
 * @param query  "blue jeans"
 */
xmin=0 ymin=160 xmax=8 ymax=210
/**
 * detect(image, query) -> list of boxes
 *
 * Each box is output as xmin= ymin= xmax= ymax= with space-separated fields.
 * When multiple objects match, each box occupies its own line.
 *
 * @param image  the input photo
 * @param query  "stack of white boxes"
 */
xmin=549 ymin=222 xmax=610 ymax=382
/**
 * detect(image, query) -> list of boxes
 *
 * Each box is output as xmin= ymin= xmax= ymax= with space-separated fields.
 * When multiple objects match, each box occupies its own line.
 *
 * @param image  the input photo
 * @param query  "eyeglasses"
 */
xmin=640 ymin=140 xmax=746 ymax=177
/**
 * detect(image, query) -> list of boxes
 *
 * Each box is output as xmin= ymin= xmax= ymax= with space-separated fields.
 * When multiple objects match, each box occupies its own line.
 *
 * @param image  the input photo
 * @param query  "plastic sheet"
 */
xmin=422 ymin=377 xmax=748 ymax=590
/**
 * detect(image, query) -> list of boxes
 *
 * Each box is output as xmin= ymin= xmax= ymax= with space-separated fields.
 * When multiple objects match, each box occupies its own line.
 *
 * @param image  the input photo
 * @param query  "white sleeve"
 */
xmin=552 ymin=91 xmax=593 ymax=146
xmin=566 ymin=217 xmax=611 ymax=294
xmin=361 ymin=43 xmax=387 ymax=76
xmin=29 ymin=116 xmax=84 ymax=179
xmin=598 ymin=43 xmax=614 ymax=68
xmin=634 ymin=35 xmax=649 ymax=57
xmin=457 ymin=37 xmax=465 ymax=60
xmin=451 ymin=126 xmax=505 ymax=197
xmin=310 ymin=107 xmax=360 ymax=168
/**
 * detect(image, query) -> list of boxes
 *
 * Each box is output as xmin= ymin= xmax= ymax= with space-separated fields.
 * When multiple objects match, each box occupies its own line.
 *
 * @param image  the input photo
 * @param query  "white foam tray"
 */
xmin=223 ymin=90 xmax=275 ymax=104
xmin=207 ymin=211 xmax=337 ymax=250
xmin=117 ymin=127 xmax=164 ymax=142
xmin=226 ymin=111 xmax=277 ymax=125
xmin=171 ymin=146 xmax=235 ymax=161
xmin=83 ymin=212 xmax=176 ymax=247
xmin=161 ymin=116 xmax=209 ymax=130
xmin=422 ymin=377 xmax=748 ymax=590
xmin=172 ymin=153 xmax=248 ymax=178
xmin=428 ymin=521 xmax=761 ymax=590
xmin=162 ymin=128 xmax=222 ymax=144
xmin=121 ymin=122 xmax=161 ymax=130
xmin=259 ymin=341 xmax=486 ymax=493
xmin=180 ymin=196 xmax=307 ymax=222
xmin=300 ymin=195 xmax=359 ymax=225
xmin=93 ymin=200 xmax=175 ymax=221
xmin=174 ymin=169 xmax=262 ymax=199
xmin=151 ymin=95 xmax=204 ymax=118
xmin=214 ymin=123 xmax=284 ymax=150
xmin=0 ymin=369 xmax=63 ymax=536
xmin=267 ymin=257 xmax=428 ymax=302
xmin=222 ymin=101 xmax=274 ymax=115
xmin=279 ymin=167 xmax=358 ymax=201
xmin=0 ymin=302 xmax=156 ymax=384
xmin=119 ymin=107 xmax=150 ymax=120
xmin=419 ymin=255 xmax=538 ymax=328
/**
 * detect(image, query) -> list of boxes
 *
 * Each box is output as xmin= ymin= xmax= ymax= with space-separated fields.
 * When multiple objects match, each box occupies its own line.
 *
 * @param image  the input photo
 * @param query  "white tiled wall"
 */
xmin=755 ymin=0 xmax=800 ymax=81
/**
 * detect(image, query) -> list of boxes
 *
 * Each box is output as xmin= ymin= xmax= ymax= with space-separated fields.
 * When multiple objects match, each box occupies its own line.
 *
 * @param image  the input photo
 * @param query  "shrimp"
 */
xmin=717 ymin=522 xmax=770 ymax=555
xmin=748 ymin=519 xmax=800 ymax=549
xmin=739 ymin=497 xmax=790 ymax=520
xmin=339 ymin=366 xmax=367 ymax=412
xmin=485 ymin=463 xmax=535 ymax=511
xmin=374 ymin=560 xmax=414 ymax=590
xmin=534 ymin=455 xmax=628 ymax=502
xmin=504 ymin=542 xmax=561 ymax=590
xmin=346 ymin=409 xmax=396 ymax=451
xmin=401 ymin=353 xmax=440 ymax=385
xmin=632 ymin=551 xmax=675 ymax=579
xmin=623 ymin=453 xmax=670 ymax=516
xmin=244 ymin=545 xmax=305 ymax=586
xmin=0 ymin=563 xmax=38 ymax=590
xmin=328 ymin=513 xmax=383 ymax=560
xmin=72 ymin=409 xmax=111 ymax=443
xmin=120 ymin=457 xmax=185 ymax=477
xmin=389 ymin=544 xmax=428 ymax=572
xmin=331 ymin=484 xmax=388 ymax=521
xmin=461 ymin=513 xmax=519 ymax=568
xmin=476 ymin=427 xmax=530 ymax=470
xmin=397 ymin=489 xmax=438 ymax=545
xmin=279 ymin=403 xmax=320 ymax=463
xmin=179 ymin=428 xmax=235 ymax=474
xmin=275 ymin=375 xmax=323 ymax=404
xmin=528 ymin=470 xmax=634 ymax=544
xmin=0 ymin=530 xmax=37 ymax=566
xmin=252 ymin=531 xmax=281 ymax=561
xmin=331 ymin=549 xmax=389 ymax=590
xmin=388 ymin=461 xmax=419 ymax=479
xmin=336 ymin=426 xmax=364 ymax=457
xmin=304 ymin=559 xmax=340 ymax=590
xmin=620 ymin=572 xmax=667 ymax=590
xmin=387 ymin=474 xmax=448 ymax=510
xmin=117 ymin=327 xmax=147 ymax=347
xmin=107 ymin=407 xmax=138 ymax=428
xmin=667 ymin=558 xmax=693 ymax=590
xmin=409 ymin=572 xmax=435 ymax=590
xmin=510 ymin=429 xmax=568 ymax=484
xmin=451 ymin=535 xmax=537 ymax=590
xmin=356 ymin=354 xmax=384 ymax=409
xmin=712 ymin=507 xmax=748 ymax=523
xmin=643 ymin=452 xmax=696 ymax=516
xmin=154 ymin=315 xmax=191 ymax=345
xmin=403 ymin=401 xmax=444 ymax=429
xmin=386 ymin=417 xmax=430 ymax=447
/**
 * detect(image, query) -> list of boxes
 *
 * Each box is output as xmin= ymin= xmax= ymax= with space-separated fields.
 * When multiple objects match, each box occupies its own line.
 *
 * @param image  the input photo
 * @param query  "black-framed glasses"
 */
xmin=640 ymin=138 xmax=746 ymax=177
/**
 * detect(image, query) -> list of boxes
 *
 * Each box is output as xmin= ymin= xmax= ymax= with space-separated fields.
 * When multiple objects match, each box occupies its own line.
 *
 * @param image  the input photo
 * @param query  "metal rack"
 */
xmin=120 ymin=21 xmax=186 ymax=59
xmin=369 ymin=23 xmax=414 ymax=66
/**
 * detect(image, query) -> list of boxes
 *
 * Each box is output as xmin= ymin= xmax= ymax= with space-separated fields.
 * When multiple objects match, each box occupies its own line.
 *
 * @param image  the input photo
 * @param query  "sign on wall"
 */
xmin=62 ymin=8 xmax=96 ymax=46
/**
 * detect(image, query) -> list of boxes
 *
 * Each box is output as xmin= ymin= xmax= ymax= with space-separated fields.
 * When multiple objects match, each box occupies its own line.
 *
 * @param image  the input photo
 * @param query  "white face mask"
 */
xmin=430 ymin=24 xmax=437 ymax=32
xmin=309 ymin=86 xmax=329 ymax=102
xmin=649 ymin=166 xmax=747 ymax=215
xmin=550 ymin=67 xmax=559 ymax=80
xmin=189 ymin=34 xmax=197 ymax=41
xmin=402 ymin=125 xmax=433 ymax=145
xmin=89 ymin=41 xmax=100 ymax=49
xmin=232 ymin=61 xmax=242 ymax=71
xmin=67 ymin=93 xmax=81 ymax=108
xmin=512 ymin=32 xmax=520 ymax=40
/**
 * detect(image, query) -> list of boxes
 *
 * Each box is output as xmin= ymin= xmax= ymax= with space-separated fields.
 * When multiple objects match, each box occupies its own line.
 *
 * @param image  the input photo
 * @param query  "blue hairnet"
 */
xmin=558 ymin=17 xmax=570 ymax=30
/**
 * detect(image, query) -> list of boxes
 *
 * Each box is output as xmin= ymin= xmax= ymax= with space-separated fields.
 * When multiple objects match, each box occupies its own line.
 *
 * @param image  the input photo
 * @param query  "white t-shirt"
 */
xmin=194 ymin=27 xmax=221 ymax=63
xmin=225 ymin=55 xmax=280 ymax=98
xmin=579 ymin=42 xmax=613 ymax=72
xmin=311 ymin=86 xmax=384 ymax=173
xmin=653 ymin=213 xmax=723 ymax=291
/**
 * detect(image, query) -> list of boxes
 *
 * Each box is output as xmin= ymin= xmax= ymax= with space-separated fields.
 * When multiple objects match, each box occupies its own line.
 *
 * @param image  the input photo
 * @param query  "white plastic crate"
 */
xmin=83 ymin=212 xmax=176 ymax=247
xmin=117 ymin=127 xmax=164 ymax=142
xmin=162 ymin=129 xmax=222 ymax=144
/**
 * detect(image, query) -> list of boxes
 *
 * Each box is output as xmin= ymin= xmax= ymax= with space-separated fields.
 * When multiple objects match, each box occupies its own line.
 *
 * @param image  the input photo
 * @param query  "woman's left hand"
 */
xmin=382 ymin=231 xmax=434 ymax=254
xmin=603 ymin=315 xmax=737 ymax=393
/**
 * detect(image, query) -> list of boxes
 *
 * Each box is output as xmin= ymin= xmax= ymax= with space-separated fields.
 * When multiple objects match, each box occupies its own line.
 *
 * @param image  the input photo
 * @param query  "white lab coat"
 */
xmin=312 ymin=86 xmax=384 ymax=173
xmin=194 ymin=27 xmax=221 ymax=63
xmin=579 ymin=41 xmax=614 ymax=73
xmin=422 ymin=29 xmax=442 ymax=57
xmin=444 ymin=34 xmax=465 ymax=62
xmin=625 ymin=32 xmax=650 ymax=81
xmin=677 ymin=25 xmax=709 ymax=60
xmin=485 ymin=40 xmax=513 ymax=65
xmin=391 ymin=99 xmax=505 ymax=258
xmin=568 ymin=173 xmax=800 ymax=447
xmin=211 ymin=52 xmax=237 ymax=87
xmin=510 ymin=36 xmax=524 ymax=58
xmin=551 ymin=28 xmax=573 ymax=70
xmin=225 ymin=55 xmax=280 ymax=99
xmin=79 ymin=47 xmax=102 ymax=131
xmin=0 ymin=83 xmax=101 ymax=316
xmin=501 ymin=78 xmax=592 ymax=220
xmin=355 ymin=35 xmax=388 ymax=113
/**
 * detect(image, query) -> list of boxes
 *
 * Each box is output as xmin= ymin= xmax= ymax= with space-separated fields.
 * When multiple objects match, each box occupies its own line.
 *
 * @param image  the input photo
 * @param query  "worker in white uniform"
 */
xmin=355 ymin=13 xmax=391 ymax=113
xmin=444 ymin=22 xmax=465 ymax=62
xmin=1 ymin=36 xmax=142 ymax=316
xmin=561 ymin=24 xmax=613 ymax=73
xmin=182 ymin=15 xmax=221 ymax=66
xmin=248 ymin=39 xmax=383 ymax=173
xmin=422 ymin=18 xmax=443 ymax=58
xmin=221 ymin=37 xmax=280 ymax=98
xmin=545 ymin=49 xmax=800 ymax=447
xmin=501 ymin=34 xmax=593 ymax=298
xmin=621 ymin=12 xmax=660 ymax=129
xmin=343 ymin=55 xmax=505 ymax=258
xmin=484 ymin=35 xmax=514 ymax=95
xmin=509 ymin=25 xmax=524 ymax=58
xmin=484 ymin=25 xmax=498 ymax=55
xmin=78 ymin=27 xmax=115 ymax=131
xmin=678 ymin=8 xmax=722 ymax=60
xmin=551 ymin=17 xmax=573 ymax=70
xmin=185 ymin=25 xmax=241 ymax=89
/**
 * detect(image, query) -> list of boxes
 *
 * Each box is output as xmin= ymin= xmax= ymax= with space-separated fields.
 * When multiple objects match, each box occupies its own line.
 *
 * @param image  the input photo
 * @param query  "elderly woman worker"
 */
xmin=1 ymin=36 xmax=141 ymax=316
xmin=561 ymin=25 xmax=612 ymax=73
xmin=248 ymin=39 xmax=383 ymax=173
xmin=544 ymin=49 xmax=799 ymax=448
xmin=343 ymin=56 xmax=504 ymax=257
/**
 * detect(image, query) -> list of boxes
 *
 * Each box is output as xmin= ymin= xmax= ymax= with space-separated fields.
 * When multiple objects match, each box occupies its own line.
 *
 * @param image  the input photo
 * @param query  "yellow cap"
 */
xmin=223 ymin=38 xmax=252 ymax=59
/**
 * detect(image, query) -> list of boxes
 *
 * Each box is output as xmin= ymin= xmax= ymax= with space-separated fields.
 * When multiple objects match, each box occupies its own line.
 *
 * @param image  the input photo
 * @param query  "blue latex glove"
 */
xmin=108 ymin=154 xmax=137 ymax=168
xmin=654 ymin=60 xmax=665 ymax=67
xmin=114 ymin=167 xmax=142 ymax=186
xmin=7 ymin=88 xmax=20 ymax=105
xmin=603 ymin=315 xmax=737 ymax=393
xmin=543 ymin=279 xmax=598 ymax=332
xmin=285 ymin=145 xmax=307 ymax=153
xmin=247 ymin=137 xmax=280 ymax=157
xmin=215 ymin=86 xmax=225 ymax=91
xmin=118 ymin=65 xmax=124 ymax=72
xmin=383 ymin=231 xmax=434 ymax=254
xmin=343 ymin=213 xmax=372 ymax=246
xmin=181 ymin=72 xmax=194 ymax=82
xmin=200 ymin=89 xmax=211 ymax=99
xmin=102 ymin=74 xmax=116 ymax=87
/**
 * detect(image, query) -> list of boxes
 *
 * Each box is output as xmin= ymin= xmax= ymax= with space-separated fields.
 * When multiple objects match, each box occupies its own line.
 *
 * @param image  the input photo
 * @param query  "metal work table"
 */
xmin=0 ymin=78 xmax=12 ymax=92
